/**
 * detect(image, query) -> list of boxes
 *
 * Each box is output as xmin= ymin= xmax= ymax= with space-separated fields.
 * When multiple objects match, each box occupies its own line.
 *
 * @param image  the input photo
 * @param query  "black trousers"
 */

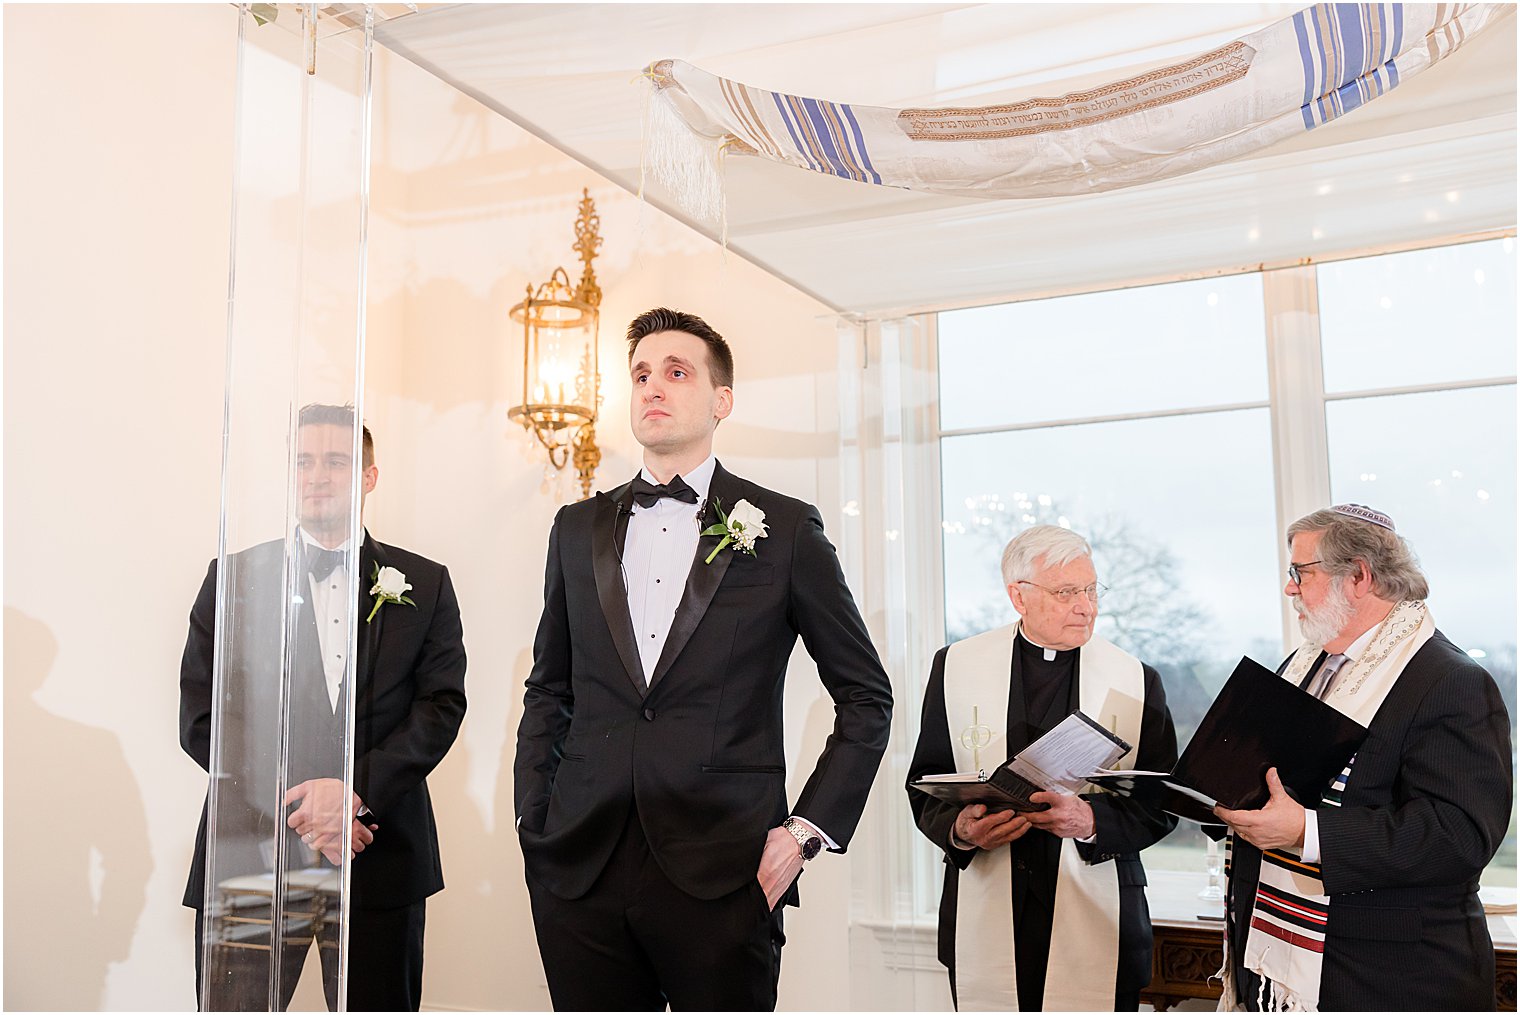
xmin=527 ymin=808 xmax=786 ymax=1011
xmin=193 ymin=900 xmax=425 ymax=1011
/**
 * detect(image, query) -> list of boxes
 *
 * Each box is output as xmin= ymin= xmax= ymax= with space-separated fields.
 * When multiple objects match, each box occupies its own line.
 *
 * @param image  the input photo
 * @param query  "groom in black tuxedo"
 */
xmin=515 ymin=308 xmax=893 ymax=1010
xmin=180 ymin=404 xmax=467 ymax=1011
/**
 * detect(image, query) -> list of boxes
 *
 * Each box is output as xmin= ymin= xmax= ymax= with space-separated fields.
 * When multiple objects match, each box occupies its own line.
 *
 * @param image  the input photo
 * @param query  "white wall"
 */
xmin=5 ymin=5 xmax=856 ymax=1010
xmin=4 ymin=4 xmax=238 ymax=1010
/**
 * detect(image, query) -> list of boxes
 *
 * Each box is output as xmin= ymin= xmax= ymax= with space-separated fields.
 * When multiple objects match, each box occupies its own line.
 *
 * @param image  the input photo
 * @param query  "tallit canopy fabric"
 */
xmin=646 ymin=4 xmax=1506 ymax=216
xmin=373 ymin=3 xmax=1516 ymax=314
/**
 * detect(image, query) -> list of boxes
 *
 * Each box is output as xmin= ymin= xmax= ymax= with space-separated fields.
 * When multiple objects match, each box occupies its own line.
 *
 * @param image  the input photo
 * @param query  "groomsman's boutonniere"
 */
xmin=367 ymin=564 xmax=416 ymax=623
xmin=702 ymin=498 xmax=768 ymax=564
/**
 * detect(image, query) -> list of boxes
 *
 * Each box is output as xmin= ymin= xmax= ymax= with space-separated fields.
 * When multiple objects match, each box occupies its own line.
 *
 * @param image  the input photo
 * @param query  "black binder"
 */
xmin=908 ymin=764 xmax=1054 ymax=813
xmin=1089 ymin=655 xmax=1368 ymax=823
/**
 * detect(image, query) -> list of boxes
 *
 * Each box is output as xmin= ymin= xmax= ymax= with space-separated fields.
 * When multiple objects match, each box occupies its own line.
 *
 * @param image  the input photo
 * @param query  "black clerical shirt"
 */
xmin=1016 ymin=633 xmax=1076 ymax=743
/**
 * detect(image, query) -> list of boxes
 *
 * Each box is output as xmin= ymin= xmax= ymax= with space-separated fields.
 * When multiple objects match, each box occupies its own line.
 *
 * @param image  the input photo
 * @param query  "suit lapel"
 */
xmin=648 ymin=463 xmax=741 ymax=692
xmin=1294 ymin=650 xmax=1329 ymax=690
xmin=288 ymin=545 xmax=336 ymax=734
xmin=358 ymin=531 xmax=384 ymax=691
xmin=294 ymin=568 xmax=326 ymax=698
xmin=593 ymin=486 xmax=647 ymax=694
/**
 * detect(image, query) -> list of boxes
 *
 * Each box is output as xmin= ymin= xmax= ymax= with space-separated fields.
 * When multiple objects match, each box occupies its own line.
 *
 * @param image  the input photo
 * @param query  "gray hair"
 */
xmin=1000 ymin=525 xmax=1092 ymax=586
xmin=1287 ymin=508 xmax=1429 ymax=601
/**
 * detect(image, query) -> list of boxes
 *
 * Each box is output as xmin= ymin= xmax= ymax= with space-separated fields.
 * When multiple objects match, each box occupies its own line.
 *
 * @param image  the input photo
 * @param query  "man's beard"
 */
xmin=1295 ymin=577 xmax=1354 ymax=646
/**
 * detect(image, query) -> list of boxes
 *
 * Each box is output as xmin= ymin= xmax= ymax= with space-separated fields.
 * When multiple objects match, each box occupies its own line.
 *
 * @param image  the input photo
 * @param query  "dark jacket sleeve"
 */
xmin=786 ymin=505 xmax=894 ymax=851
xmin=179 ymin=559 xmax=218 ymax=772
xmin=514 ymin=507 xmax=574 ymax=834
xmin=1078 ymin=662 xmax=1180 ymax=861
xmin=906 ymin=646 xmax=980 ymax=871
xmin=1319 ymin=660 xmax=1513 ymax=894
xmin=355 ymin=564 xmax=468 ymax=816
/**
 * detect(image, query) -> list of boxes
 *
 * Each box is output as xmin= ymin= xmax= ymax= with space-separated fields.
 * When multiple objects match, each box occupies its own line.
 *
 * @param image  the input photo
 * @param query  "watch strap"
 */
xmin=783 ymin=817 xmax=823 ymax=860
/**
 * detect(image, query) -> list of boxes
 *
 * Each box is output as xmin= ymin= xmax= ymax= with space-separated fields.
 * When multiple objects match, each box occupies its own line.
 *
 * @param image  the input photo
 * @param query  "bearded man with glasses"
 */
xmin=1214 ymin=505 xmax=1512 ymax=1011
xmin=907 ymin=524 xmax=1178 ymax=1011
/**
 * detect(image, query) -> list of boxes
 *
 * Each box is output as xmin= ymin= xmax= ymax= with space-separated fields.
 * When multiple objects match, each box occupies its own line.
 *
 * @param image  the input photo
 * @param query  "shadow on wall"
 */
xmin=3 ymin=607 xmax=153 ymax=1011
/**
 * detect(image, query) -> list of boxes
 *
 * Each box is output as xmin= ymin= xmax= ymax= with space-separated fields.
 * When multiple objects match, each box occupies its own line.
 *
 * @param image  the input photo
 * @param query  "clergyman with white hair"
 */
xmin=1214 ymin=504 xmax=1512 ymax=1012
xmin=906 ymin=524 xmax=1178 ymax=1011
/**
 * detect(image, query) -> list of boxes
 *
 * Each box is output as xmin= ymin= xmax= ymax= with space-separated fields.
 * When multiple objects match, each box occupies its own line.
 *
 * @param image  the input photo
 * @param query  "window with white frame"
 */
xmin=933 ymin=235 xmax=1516 ymax=881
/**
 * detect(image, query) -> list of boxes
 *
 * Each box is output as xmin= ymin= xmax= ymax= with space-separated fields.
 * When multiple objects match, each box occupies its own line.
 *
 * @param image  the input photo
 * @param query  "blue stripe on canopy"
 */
xmin=799 ymin=97 xmax=856 ymax=180
xmin=840 ymin=104 xmax=881 ymax=185
xmin=1293 ymin=10 xmax=1316 ymax=129
xmin=1336 ymin=4 xmax=1366 ymax=87
xmin=770 ymin=92 xmax=821 ymax=173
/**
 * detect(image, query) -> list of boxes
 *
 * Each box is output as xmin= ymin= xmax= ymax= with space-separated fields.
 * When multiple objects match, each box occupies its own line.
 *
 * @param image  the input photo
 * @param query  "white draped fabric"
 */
xmin=646 ymin=3 xmax=1508 ymax=219
xmin=941 ymin=624 xmax=1145 ymax=1011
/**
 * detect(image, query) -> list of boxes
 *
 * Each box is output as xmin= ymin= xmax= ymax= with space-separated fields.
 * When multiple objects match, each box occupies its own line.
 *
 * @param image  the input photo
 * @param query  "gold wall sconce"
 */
xmin=508 ymin=189 xmax=603 ymax=500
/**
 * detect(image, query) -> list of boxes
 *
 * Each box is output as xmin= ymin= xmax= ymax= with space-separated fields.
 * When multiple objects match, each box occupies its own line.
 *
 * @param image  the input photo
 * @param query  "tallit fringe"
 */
xmin=1220 ymin=944 xmax=1313 ymax=1011
xmin=641 ymin=80 xmax=726 ymax=232
xmin=1215 ymin=955 xmax=1239 ymax=1011
xmin=1261 ymin=976 xmax=1310 ymax=1012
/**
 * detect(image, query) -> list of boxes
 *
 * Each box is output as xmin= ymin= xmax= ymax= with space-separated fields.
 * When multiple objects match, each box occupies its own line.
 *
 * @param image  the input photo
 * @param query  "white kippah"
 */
xmin=1331 ymin=503 xmax=1396 ymax=531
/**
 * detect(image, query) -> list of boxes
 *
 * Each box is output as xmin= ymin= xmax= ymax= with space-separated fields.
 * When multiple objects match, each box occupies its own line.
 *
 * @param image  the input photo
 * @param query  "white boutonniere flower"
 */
xmin=702 ymin=497 xmax=769 ymax=564
xmin=366 ymin=564 xmax=416 ymax=623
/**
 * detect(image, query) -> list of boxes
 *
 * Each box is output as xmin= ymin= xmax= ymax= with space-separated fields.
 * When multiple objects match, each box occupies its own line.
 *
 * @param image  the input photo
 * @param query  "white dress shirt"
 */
xmin=621 ymin=456 xmax=835 ymax=851
xmin=623 ymin=456 xmax=716 ymax=682
xmin=300 ymin=529 xmax=352 ymax=711
xmin=1299 ymin=623 xmax=1378 ymax=864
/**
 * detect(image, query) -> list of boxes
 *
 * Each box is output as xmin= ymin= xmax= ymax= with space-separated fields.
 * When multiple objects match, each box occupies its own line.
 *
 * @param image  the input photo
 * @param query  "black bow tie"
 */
xmin=630 ymin=474 xmax=699 ymax=509
xmin=305 ymin=546 xmax=346 ymax=581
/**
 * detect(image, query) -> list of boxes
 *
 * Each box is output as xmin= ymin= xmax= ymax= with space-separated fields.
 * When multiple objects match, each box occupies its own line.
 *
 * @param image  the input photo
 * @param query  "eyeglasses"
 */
xmin=1016 ymin=581 xmax=1106 ymax=603
xmin=1286 ymin=560 xmax=1324 ymax=586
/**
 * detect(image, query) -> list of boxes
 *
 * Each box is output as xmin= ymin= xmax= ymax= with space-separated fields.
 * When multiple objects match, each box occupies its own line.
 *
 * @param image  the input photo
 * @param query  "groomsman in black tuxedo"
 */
xmin=515 ymin=308 xmax=893 ymax=1010
xmin=180 ymin=404 xmax=467 ymax=1011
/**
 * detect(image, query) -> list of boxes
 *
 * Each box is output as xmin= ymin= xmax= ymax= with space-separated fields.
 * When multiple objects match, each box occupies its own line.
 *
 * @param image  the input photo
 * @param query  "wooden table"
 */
xmin=1140 ymin=871 xmax=1516 ymax=1011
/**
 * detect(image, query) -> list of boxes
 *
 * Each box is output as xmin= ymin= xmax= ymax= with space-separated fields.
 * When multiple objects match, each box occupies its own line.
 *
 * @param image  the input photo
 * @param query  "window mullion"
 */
xmin=1263 ymin=264 xmax=1331 ymax=653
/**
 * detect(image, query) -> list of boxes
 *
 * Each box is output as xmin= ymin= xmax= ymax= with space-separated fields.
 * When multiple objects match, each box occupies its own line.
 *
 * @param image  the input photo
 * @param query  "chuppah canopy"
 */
xmin=374 ymin=3 xmax=1515 ymax=314
xmin=643 ymin=4 xmax=1507 ymax=221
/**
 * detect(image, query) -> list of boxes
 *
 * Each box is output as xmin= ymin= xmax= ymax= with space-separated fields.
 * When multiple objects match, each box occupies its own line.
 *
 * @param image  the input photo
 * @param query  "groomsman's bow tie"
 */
xmin=630 ymin=475 xmax=699 ymax=508
xmin=305 ymin=546 xmax=346 ymax=581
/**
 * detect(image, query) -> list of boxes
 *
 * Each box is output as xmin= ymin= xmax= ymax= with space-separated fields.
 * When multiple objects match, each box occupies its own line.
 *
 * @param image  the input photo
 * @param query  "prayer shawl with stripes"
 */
xmin=643 ymin=4 xmax=1508 ymax=223
xmin=942 ymin=623 xmax=1145 ymax=1011
xmin=1219 ymin=600 xmax=1435 ymax=1012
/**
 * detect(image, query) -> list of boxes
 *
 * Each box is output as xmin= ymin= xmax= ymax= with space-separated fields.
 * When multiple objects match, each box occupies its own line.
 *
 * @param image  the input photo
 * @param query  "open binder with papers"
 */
xmin=1089 ymin=655 xmax=1368 ymax=823
xmin=909 ymin=711 xmax=1132 ymax=813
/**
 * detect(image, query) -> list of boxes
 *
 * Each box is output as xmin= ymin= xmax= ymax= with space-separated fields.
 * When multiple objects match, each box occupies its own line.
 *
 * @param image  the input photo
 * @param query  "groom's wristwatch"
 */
xmin=783 ymin=817 xmax=823 ymax=861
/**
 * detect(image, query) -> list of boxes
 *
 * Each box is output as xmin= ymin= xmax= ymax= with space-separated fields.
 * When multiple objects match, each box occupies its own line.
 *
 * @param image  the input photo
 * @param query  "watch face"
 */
xmin=801 ymin=836 xmax=822 ymax=861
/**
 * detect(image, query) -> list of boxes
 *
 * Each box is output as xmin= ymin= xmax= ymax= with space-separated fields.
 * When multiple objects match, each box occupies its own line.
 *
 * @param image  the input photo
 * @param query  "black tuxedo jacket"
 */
xmin=1226 ymin=630 xmax=1512 ymax=1010
xmin=907 ymin=642 xmax=1179 ymax=996
xmin=514 ymin=462 xmax=893 ymax=902
xmin=180 ymin=532 xmax=467 ymax=911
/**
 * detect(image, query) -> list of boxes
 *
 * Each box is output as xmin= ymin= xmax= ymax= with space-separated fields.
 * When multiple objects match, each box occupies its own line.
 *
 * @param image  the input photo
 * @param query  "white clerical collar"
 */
xmin=1016 ymin=629 xmax=1062 ymax=663
xmin=299 ymin=528 xmax=354 ymax=555
xmin=638 ymin=454 xmax=717 ymax=504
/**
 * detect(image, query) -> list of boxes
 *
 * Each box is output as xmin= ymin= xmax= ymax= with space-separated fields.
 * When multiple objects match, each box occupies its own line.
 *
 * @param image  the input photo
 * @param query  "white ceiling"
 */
xmin=377 ymin=3 xmax=1517 ymax=316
